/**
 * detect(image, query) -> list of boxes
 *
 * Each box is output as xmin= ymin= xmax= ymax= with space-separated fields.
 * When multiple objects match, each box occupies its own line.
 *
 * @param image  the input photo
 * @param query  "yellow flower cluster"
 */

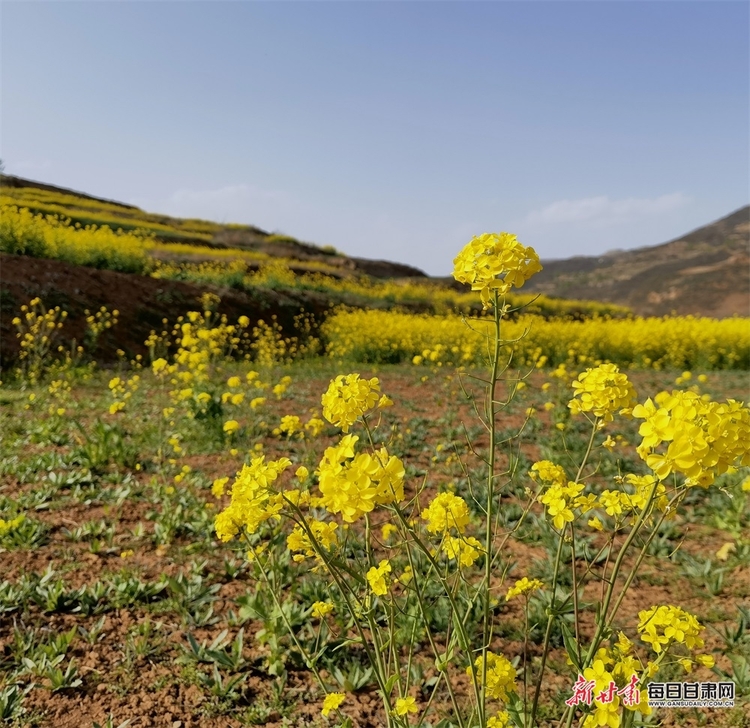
xmin=637 ymin=605 xmax=706 ymax=654
xmin=366 ymin=559 xmax=392 ymax=596
xmin=469 ymin=652 xmax=517 ymax=702
xmin=0 ymin=203 xmax=150 ymax=273
xmin=505 ymin=577 xmax=544 ymax=601
xmin=171 ymin=311 xmax=245 ymax=385
xmin=317 ymin=435 xmax=405 ymax=522
xmin=321 ymin=374 xmax=381 ymax=432
xmin=633 ymin=390 xmax=750 ymax=486
xmin=1 ymin=186 xmax=218 ymax=242
xmin=538 ymin=480 xmax=585 ymax=530
xmin=286 ymin=520 xmax=338 ymax=562
xmin=0 ymin=514 xmax=25 ymax=536
xmin=108 ymin=374 xmax=140 ymax=414
xmin=569 ymin=363 xmax=637 ymax=422
xmin=321 ymin=692 xmax=345 ymax=717
xmin=12 ymin=298 xmax=69 ymax=382
xmin=394 ymin=696 xmax=418 ymax=716
xmin=441 ymin=535 xmax=483 ymax=567
xmin=214 ymin=456 xmax=292 ymax=541
xmin=421 ymin=492 xmax=470 ymax=534
xmin=85 ymin=306 xmax=119 ymax=341
xmin=311 ymin=601 xmax=334 ymax=619
xmin=452 ymin=232 xmax=542 ymax=308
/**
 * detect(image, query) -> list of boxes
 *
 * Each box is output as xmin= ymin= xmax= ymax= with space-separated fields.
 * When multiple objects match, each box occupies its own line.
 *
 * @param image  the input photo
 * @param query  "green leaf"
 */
xmin=560 ymin=621 xmax=581 ymax=671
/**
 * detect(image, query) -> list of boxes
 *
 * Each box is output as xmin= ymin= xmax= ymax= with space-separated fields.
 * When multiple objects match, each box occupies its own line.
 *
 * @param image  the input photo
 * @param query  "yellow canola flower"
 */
xmin=366 ymin=559 xmax=392 ymax=596
xmin=442 ymin=535 xmax=482 ymax=567
xmin=321 ymin=692 xmax=345 ymax=717
xmin=421 ymin=492 xmax=470 ymax=535
xmin=538 ymin=481 xmax=584 ymax=530
xmin=505 ymin=577 xmax=544 ymax=601
xmin=316 ymin=435 xmax=405 ymax=522
xmin=223 ymin=419 xmax=240 ymax=434
xmin=286 ymin=520 xmax=338 ymax=561
xmin=394 ymin=696 xmax=418 ymax=716
xmin=214 ymin=456 xmax=292 ymax=542
xmin=278 ymin=415 xmax=302 ymax=436
xmin=530 ymin=460 xmax=566 ymax=486
xmin=212 ymin=477 xmax=229 ymax=498
xmin=569 ymin=363 xmax=637 ymax=422
xmin=452 ymin=232 xmax=542 ymax=308
xmin=305 ymin=416 xmax=326 ymax=437
xmin=0 ymin=514 xmax=25 ymax=536
xmin=582 ymin=699 xmax=620 ymax=728
xmin=469 ymin=652 xmax=517 ymax=702
xmin=322 ymin=310 xmax=750 ymax=371
xmin=381 ymin=523 xmax=398 ymax=540
xmin=633 ymin=390 xmax=750 ymax=486
xmin=311 ymin=601 xmax=334 ymax=619
xmin=487 ymin=714 xmax=510 ymax=728
xmin=321 ymin=373 xmax=381 ymax=432
xmin=637 ymin=605 xmax=705 ymax=654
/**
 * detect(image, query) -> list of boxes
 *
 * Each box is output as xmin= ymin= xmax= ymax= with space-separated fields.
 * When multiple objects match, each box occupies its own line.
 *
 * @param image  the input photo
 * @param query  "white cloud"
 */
xmin=524 ymin=192 xmax=690 ymax=227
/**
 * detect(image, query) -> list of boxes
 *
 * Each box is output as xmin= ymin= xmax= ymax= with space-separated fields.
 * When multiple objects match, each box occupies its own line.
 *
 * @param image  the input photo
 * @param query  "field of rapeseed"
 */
xmin=0 ymin=230 xmax=748 ymax=728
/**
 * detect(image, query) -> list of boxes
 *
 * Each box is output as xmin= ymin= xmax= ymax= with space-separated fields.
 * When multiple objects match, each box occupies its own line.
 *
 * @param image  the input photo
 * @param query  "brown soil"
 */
xmin=1 ymin=369 xmax=748 ymax=727
xmin=0 ymin=253 xmax=336 ymax=366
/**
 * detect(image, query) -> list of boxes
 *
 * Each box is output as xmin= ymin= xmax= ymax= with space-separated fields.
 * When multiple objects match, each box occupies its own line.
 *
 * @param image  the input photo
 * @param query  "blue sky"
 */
xmin=3 ymin=1 xmax=748 ymax=275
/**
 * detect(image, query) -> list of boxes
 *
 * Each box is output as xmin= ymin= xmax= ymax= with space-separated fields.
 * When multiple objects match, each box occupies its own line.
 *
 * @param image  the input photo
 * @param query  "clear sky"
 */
xmin=2 ymin=1 xmax=748 ymax=275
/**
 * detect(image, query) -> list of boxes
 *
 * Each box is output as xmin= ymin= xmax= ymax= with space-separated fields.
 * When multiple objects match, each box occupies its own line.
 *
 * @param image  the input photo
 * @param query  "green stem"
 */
xmin=479 ymin=289 xmax=502 ymax=727
xmin=529 ymin=525 xmax=566 ymax=727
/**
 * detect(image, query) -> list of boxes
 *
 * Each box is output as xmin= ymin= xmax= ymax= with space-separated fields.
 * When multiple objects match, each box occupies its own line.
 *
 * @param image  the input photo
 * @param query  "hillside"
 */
xmin=524 ymin=206 xmax=750 ymax=317
xmin=2 ymin=174 xmax=747 ymax=322
xmin=0 ymin=174 xmax=427 ymax=279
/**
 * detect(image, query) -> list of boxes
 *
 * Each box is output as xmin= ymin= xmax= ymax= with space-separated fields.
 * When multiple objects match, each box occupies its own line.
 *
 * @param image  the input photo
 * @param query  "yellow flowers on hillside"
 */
xmin=321 ymin=309 xmax=750 ymax=370
xmin=1 ymin=203 xmax=150 ymax=273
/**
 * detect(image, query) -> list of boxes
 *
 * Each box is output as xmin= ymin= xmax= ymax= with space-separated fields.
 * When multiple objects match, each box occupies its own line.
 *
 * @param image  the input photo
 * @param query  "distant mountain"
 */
xmin=523 ymin=207 xmax=750 ymax=317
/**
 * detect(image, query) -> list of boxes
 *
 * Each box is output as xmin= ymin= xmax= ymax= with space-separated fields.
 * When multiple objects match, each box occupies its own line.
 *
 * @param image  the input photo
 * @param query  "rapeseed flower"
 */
xmin=421 ymin=492 xmax=470 ymax=534
xmin=569 ymin=363 xmax=637 ymax=422
xmin=311 ymin=601 xmax=334 ymax=619
xmin=505 ymin=577 xmax=544 ymax=601
xmin=321 ymin=373 xmax=381 ymax=431
xmin=214 ymin=456 xmax=291 ymax=542
xmin=321 ymin=692 xmax=345 ymax=717
xmin=637 ymin=605 xmax=705 ymax=654
xmin=394 ymin=696 xmax=418 ymax=716
xmin=452 ymin=232 xmax=541 ymax=308
xmin=366 ymin=559 xmax=392 ymax=596
xmin=469 ymin=652 xmax=517 ymax=701
xmin=442 ymin=535 xmax=482 ymax=567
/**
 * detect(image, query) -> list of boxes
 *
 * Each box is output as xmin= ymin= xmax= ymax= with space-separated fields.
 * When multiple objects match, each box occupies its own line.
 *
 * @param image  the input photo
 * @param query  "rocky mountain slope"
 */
xmin=524 ymin=206 xmax=749 ymax=317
